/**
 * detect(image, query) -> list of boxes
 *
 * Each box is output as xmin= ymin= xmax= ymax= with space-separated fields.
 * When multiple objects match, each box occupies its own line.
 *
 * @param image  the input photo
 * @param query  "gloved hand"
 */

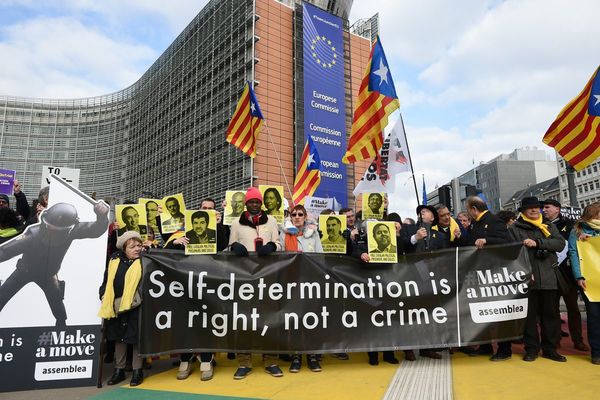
xmin=230 ymin=242 xmax=248 ymax=256
xmin=257 ymin=241 xmax=276 ymax=256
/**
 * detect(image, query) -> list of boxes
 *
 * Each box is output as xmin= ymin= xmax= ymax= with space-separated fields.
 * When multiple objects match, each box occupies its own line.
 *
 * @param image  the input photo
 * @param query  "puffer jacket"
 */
xmin=509 ymin=217 xmax=565 ymax=290
xmin=568 ymin=223 xmax=600 ymax=280
xmin=228 ymin=212 xmax=281 ymax=252
xmin=280 ymin=223 xmax=323 ymax=253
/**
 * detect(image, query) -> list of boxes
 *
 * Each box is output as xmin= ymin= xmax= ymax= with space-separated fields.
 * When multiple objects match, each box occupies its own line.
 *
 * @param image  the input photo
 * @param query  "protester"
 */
xmin=0 ymin=208 xmax=22 ymax=244
xmin=509 ymin=196 xmax=567 ymax=362
xmin=0 ymin=180 xmax=30 ymax=222
xmin=280 ymin=204 xmax=323 ymax=372
xmin=403 ymin=217 xmax=416 ymax=225
xmin=464 ymin=196 xmax=513 ymax=360
xmin=355 ymin=212 xmax=406 ymax=365
xmin=568 ymin=201 xmax=600 ymax=365
xmin=228 ymin=187 xmax=283 ymax=379
xmin=496 ymin=210 xmax=516 ymax=226
xmin=339 ymin=207 xmax=356 ymax=231
xmin=99 ymin=231 xmax=145 ymax=386
xmin=542 ymin=199 xmax=587 ymax=351
xmin=407 ymin=205 xmax=446 ymax=253
xmin=456 ymin=212 xmax=471 ymax=230
xmin=433 ymin=205 xmax=462 ymax=247
xmin=167 ymin=197 xmax=227 ymax=381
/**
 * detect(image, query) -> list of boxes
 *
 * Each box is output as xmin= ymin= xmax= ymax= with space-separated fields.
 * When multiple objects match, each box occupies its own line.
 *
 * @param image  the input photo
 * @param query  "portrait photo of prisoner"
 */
xmin=163 ymin=197 xmax=185 ymax=227
xmin=367 ymin=193 xmax=383 ymax=216
xmin=117 ymin=205 xmax=147 ymax=236
xmin=144 ymin=200 xmax=160 ymax=232
xmin=321 ymin=216 xmax=346 ymax=245
xmin=263 ymin=187 xmax=283 ymax=216
xmin=226 ymin=191 xmax=245 ymax=219
xmin=185 ymin=211 xmax=216 ymax=244
xmin=370 ymin=223 xmax=396 ymax=254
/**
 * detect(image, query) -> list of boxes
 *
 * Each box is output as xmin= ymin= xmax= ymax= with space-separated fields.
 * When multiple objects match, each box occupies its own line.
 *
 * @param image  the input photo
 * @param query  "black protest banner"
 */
xmin=139 ymin=244 xmax=531 ymax=356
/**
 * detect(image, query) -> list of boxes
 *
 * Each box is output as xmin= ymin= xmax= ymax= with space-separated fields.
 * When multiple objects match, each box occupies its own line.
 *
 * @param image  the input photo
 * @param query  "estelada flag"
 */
xmin=226 ymin=82 xmax=264 ymax=158
xmin=292 ymin=136 xmax=322 ymax=205
xmin=343 ymin=36 xmax=400 ymax=164
xmin=543 ymin=66 xmax=600 ymax=171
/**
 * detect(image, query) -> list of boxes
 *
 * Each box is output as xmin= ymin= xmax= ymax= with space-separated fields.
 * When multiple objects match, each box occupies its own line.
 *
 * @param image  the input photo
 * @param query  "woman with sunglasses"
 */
xmin=281 ymin=204 xmax=323 ymax=372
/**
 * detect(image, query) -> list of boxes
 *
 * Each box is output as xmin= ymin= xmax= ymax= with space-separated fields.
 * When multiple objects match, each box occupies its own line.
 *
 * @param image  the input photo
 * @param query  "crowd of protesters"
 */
xmin=1 ymin=180 xmax=598 ymax=387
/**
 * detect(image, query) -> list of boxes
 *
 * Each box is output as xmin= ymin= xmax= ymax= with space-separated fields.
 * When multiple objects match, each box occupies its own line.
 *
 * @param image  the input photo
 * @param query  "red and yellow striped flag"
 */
xmin=543 ymin=66 xmax=600 ymax=171
xmin=226 ymin=82 xmax=264 ymax=158
xmin=343 ymin=36 xmax=399 ymax=164
xmin=292 ymin=136 xmax=321 ymax=205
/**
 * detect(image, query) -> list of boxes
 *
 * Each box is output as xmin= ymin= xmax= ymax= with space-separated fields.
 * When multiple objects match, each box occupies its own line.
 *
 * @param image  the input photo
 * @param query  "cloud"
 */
xmin=350 ymin=0 xmax=496 ymax=66
xmin=0 ymin=16 xmax=156 ymax=98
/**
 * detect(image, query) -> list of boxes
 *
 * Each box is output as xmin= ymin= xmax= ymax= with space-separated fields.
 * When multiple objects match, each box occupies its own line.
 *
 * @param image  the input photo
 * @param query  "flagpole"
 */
xmin=398 ymin=114 xmax=420 ymax=205
xmin=262 ymin=120 xmax=294 ymax=201
xmin=249 ymin=1 xmax=257 ymax=187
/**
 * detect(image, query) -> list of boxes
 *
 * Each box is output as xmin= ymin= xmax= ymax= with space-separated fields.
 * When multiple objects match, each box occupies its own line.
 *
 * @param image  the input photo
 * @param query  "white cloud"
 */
xmin=350 ymin=0 xmax=496 ymax=66
xmin=0 ymin=17 xmax=156 ymax=98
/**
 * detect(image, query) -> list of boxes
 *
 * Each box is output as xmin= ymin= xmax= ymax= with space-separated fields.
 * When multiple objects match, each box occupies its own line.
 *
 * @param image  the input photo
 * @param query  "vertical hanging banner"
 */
xmin=303 ymin=3 xmax=347 ymax=206
xmin=0 ymin=175 xmax=109 ymax=392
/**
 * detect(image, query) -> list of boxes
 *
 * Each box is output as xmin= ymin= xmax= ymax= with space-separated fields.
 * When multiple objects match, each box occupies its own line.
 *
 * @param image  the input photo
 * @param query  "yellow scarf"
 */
xmin=432 ymin=217 xmax=460 ymax=242
xmin=98 ymin=258 xmax=142 ymax=319
xmin=163 ymin=230 xmax=185 ymax=248
xmin=586 ymin=219 xmax=600 ymax=231
xmin=521 ymin=214 xmax=551 ymax=237
xmin=475 ymin=210 xmax=488 ymax=222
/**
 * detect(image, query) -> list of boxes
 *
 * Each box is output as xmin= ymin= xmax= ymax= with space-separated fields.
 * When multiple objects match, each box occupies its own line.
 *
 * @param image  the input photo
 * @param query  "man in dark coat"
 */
xmin=406 ymin=205 xmax=447 ymax=253
xmin=510 ymin=196 xmax=567 ymax=362
xmin=465 ymin=196 xmax=514 ymax=360
xmin=542 ymin=199 xmax=587 ymax=351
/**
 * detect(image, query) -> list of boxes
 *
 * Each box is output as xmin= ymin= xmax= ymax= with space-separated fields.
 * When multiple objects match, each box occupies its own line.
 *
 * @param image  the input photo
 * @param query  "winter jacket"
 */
xmin=509 ymin=217 xmax=565 ymax=290
xmin=466 ymin=211 xmax=511 ymax=246
xmin=568 ymin=223 xmax=600 ymax=280
xmin=280 ymin=224 xmax=323 ymax=253
xmin=228 ymin=212 xmax=281 ymax=252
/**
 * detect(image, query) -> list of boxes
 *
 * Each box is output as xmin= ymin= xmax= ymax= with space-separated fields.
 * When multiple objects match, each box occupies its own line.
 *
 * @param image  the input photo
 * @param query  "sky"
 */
xmin=0 ymin=0 xmax=599 ymax=219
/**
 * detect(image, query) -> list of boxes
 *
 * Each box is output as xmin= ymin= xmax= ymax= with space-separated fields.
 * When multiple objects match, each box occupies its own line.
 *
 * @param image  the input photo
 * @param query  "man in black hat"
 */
xmin=509 ymin=196 xmax=567 ymax=362
xmin=407 ymin=205 xmax=446 ymax=252
xmin=464 ymin=196 xmax=514 ymax=360
xmin=541 ymin=199 xmax=588 ymax=351
xmin=404 ymin=204 xmax=447 ymax=360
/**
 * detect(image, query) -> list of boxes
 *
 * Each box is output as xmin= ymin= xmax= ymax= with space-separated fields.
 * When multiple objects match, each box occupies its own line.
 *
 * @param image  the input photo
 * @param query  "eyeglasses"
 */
xmin=291 ymin=212 xmax=304 ymax=217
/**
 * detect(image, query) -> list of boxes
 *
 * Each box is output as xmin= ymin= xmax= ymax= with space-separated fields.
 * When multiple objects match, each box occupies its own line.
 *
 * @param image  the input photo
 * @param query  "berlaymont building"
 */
xmin=0 ymin=0 xmax=378 ymax=208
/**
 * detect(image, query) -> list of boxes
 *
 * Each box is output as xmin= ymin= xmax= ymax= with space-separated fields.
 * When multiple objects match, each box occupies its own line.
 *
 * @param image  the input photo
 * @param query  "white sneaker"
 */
xmin=200 ymin=361 xmax=214 ymax=381
xmin=177 ymin=361 xmax=193 ymax=380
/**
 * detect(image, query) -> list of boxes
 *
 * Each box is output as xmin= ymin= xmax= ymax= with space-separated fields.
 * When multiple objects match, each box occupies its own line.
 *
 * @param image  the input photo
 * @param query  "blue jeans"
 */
xmin=582 ymin=293 xmax=600 ymax=358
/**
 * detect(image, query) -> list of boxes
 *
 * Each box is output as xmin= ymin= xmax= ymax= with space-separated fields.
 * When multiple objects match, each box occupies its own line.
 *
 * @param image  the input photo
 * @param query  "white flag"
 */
xmin=388 ymin=114 xmax=411 ymax=174
xmin=353 ymin=114 xmax=412 ymax=195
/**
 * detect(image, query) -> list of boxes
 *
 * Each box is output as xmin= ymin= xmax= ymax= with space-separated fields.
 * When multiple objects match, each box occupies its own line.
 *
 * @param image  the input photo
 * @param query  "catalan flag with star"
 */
xmin=543 ymin=66 xmax=600 ymax=171
xmin=226 ymin=82 xmax=264 ymax=158
xmin=293 ymin=135 xmax=322 ymax=205
xmin=343 ymin=36 xmax=400 ymax=164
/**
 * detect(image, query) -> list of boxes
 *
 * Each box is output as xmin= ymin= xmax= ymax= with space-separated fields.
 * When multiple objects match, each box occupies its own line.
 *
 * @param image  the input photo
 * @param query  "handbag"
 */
xmin=113 ymin=290 xmax=142 ymax=314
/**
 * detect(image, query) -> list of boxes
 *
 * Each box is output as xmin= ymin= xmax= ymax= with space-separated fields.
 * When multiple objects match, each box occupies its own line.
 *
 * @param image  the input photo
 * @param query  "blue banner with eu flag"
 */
xmin=302 ymin=3 xmax=347 ymax=206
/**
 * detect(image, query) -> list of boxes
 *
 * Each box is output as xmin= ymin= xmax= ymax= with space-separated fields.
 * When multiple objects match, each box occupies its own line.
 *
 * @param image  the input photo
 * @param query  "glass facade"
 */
xmin=0 ymin=0 xmax=357 ymax=205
